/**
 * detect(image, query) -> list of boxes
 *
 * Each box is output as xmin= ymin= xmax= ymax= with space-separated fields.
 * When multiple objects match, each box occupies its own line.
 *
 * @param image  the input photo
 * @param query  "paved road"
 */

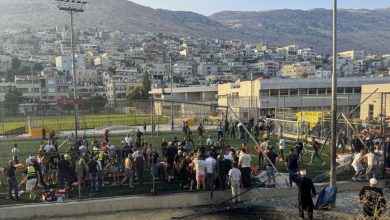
xmin=51 ymin=187 xmax=390 ymax=220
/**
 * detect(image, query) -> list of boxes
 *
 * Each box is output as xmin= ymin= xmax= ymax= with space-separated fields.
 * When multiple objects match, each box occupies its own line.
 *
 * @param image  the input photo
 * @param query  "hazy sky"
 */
xmin=130 ymin=0 xmax=390 ymax=15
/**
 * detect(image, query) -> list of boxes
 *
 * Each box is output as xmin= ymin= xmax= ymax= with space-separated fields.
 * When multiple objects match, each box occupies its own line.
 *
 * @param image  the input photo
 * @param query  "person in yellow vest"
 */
xmin=92 ymin=145 xmax=100 ymax=157
xmin=24 ymin=163 xmax=38 ymax=201
xmin=64 ymin=152 xmax=71 ymax=161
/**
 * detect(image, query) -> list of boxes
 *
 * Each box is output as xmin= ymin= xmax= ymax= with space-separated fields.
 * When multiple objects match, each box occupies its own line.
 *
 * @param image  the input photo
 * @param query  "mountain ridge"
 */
xmin=0 ymin=0 xmax=389 ymax=54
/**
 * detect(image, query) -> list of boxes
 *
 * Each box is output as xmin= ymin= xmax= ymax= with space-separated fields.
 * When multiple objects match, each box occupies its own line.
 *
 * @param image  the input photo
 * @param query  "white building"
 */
xmin=173 ymin=63 xmax=193 ymax=77
xmin=55 ymin=55 xmax=85 ymax=75
xmin=149 ymin=86 xmax=218 ymax=118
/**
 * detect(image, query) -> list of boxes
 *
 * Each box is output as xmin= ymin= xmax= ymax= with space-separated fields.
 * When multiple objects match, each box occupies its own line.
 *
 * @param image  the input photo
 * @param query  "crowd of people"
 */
xmin=1 ymin=118 xmax=389 ymax=219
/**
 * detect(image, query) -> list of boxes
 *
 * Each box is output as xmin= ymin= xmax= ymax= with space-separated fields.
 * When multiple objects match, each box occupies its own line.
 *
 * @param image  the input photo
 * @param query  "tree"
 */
xmin=4 ymin=90 xmax=24 ymax=116
xmin=141 ymin=71 xmax=151 ymax=97
xmin=11 ymin=57 xmax=21 ymax=70
xmin=86 ymin=95 xmax=107 ymax=113
xmin=173 ymin=75 xmax=185 ymax=84
xmin=126 ymin=87 xmax=144 ymax=101
xmin=126 ymin=72 xmax=151 ymax=101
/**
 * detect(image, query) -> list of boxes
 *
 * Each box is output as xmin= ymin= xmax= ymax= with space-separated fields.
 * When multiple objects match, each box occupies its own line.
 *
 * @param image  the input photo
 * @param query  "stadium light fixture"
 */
xmin=56 ymin=0 xmax=87 ymax=143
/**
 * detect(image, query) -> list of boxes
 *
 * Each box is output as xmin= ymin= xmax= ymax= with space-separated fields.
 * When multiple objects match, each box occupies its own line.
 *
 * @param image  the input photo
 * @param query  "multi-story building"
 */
xmin=55 ymin=55 xmax=85 ymax=75
xmin=14 ymin=75 xmax=41 ymax=102
xmin=338 ymin=50 xmax=365 ymax=60
xmin=280 ymin=62 xmax=316 ymax=78
xmin=277 ymin=45 xmax=298 ymax=62
xmin=218 ymin=77 xmax=390 ymax=119
xmin=258 ymin=60 xmax=280 ymax=76
xmin=103 ymin=68 xmax=143 ymax=107
xmin=198 ymin=63 xmax=218 ymax=75
xmin=0 ymin=81 xmax=15 ymax=102
xmin=172 ymin=63 xmax=193 ymax=77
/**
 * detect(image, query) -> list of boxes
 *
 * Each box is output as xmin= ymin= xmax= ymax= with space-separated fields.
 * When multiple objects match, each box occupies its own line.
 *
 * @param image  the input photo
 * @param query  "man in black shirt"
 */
xmin=5 ymin=160 xmax=18 ymax=200
xmin=295 ymin=169 xmax=316 ymax=220
xmin=359 ymin=178 xmax=386 ymax=219
xmin=352 ymin=134 xmax=364 ymax=154
xmin=285 ymin=148 xmax=299 ymax=187
xmin=295 ymin=138 xmax=304 ymax=164
xmin=150 ymin=150 xmax=159 ymax=178
xmin=384 ymin=137 xmax=390 ymax=169
xmin=264 ymin=147 xmax=278 ymax=186
xmin=58 ymin=155 xmax=71 ymax=189
xmin=87 ymin=158 xmax=100 ymax=191
xmin=49 ymin=151 xmax=60 ymax=185
xmin=136 ymin=129 xmax=143 ymax=147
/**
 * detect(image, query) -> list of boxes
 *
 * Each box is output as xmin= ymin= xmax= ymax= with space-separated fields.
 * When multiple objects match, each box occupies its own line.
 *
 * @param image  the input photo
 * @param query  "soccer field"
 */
xmin=0 ymin=131 xmax=337 ymax=205
xmin=0 ymin=114 xmax=169 ymax=135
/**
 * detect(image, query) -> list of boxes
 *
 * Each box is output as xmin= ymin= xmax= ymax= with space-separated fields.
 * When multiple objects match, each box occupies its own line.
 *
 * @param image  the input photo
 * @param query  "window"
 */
xmin=289 ymin=89 xmax=298 ymax=96
xmin=345 ymin=87 xmax=353 ymax=94
xmin=270 ymin=89 xmax=279 ymax=96
xmin=280 ymin=89 xmax=289 ymax=96
xmin=337 ymin=87 xmax=344 ymax=94
xmin=354 ymin=87 xmax=361 ymax=94
xmin=260 ymin=90 xmax=269 ymax=97
xmin=318 ymin=88 xmax=326 ymax=95
xmin=308 ymin=88 xmax=317 ymax=95
xmin=299 ymin=89 xmax=307 ymax=95
xmin=368 ymin=104 xmax=374 ymax=120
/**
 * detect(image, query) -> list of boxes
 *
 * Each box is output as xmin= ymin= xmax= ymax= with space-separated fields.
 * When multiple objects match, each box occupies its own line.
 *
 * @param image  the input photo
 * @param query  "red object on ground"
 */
xmin=57 ymin=99 xmax=85 ymax=107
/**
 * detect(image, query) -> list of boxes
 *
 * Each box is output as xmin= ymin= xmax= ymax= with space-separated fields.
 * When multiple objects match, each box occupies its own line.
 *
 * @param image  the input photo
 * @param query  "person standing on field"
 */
xmin=279 ymin=135 xmax=285 ymax=160
xmin=11 ymin=144 xmax=20 ymax=164
xmin=5 ymin=160 xmax=18 ymax=200
xmin=308 ymin=137 xmax=326 ymax=166
xmin=228 ymin=162 xmax=242 ymax=203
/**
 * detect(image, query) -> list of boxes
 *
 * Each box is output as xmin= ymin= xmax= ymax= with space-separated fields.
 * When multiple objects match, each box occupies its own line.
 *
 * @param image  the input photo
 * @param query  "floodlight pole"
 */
xmin=70 ymin=11 xmax=79 ymax=142
xmin=330 ymin=0 xmax=337 ymax=188
xmin=170 ymin=55 xmax=174 ymax=131
xmin=57 ymin=0 xmax=86 ymax=201
xmin=57 ymin=0 xmax=87 ymax=142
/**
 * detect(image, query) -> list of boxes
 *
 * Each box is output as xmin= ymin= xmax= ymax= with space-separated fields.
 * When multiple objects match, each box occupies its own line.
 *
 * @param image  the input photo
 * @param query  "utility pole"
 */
xmin=57 ymin=0 xmax=87 ymax=142
xmin=31 ymin=65 xmax=34 ymax=103
xmin=170 ymin=54 xmax=174 ymax=131
xmin=330 ymin=0 xmax=338 ymax=188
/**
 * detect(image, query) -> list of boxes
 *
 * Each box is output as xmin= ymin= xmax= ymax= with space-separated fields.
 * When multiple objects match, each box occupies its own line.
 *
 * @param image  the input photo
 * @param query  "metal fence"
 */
xmin=0 ymin=98 xmax=227 ymax=137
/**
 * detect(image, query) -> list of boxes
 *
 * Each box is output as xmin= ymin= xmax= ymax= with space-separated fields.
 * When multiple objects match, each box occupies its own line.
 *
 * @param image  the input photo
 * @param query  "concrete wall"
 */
xmin=360 ymin=83 xmax=390 ymax=120
xmin=0 ymin=181 xmax=383 ymax=220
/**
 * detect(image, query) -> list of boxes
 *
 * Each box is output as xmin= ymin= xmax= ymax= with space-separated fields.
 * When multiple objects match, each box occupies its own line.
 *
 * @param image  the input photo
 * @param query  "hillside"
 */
xmin=0 ymin=0 xmax=241 ymax=39
xmin=0 ymin=0 xmax=390 ymax=53
xmin=210 ymin=8 xmax=390 ymax=54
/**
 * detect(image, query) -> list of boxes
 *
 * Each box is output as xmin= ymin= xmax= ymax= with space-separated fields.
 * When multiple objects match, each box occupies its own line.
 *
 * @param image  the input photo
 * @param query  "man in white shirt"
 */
xmin=279 ymin=136 xmax=286 ymax=160
xmin=228 ymin=162 xmax=242 ymax=203
xmin=125 ymin=134 xmax=132 ymax=145
xmin=44 ymin=141 xmax=54 ymax=153
xmin=352 ymin=149 xmax=365 ymax=180
xmin=364 ymin=147 xmax=376 ymax=180
xmin=238 ymin=148 xmax=252 ymax=188
xmin=195 ymin=155 xmax=207 ymax=190
xmin=11 ymin=144 xmax=20 ymax=163
xmin=205 ymin=153 xmax=217 ymax=190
